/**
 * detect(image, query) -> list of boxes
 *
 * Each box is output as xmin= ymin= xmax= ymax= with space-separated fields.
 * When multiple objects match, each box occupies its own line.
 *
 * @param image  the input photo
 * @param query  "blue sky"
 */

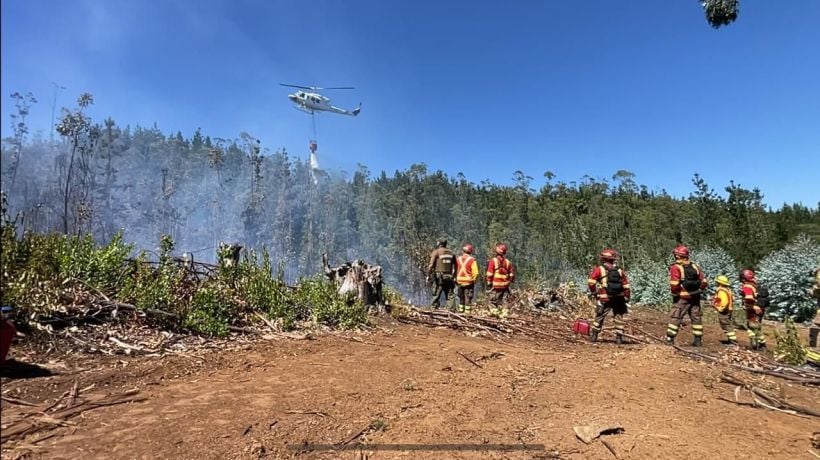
xmin=2 ymin=0 xmax=819 ymax=207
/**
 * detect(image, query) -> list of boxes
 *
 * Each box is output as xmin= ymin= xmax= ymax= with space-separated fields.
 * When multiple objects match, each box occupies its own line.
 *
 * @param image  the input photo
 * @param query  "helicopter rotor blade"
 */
xmin=280 ymin=83 xmax=313 ymax=90
xmin=320 ymin=87 xmax=355 ymax=90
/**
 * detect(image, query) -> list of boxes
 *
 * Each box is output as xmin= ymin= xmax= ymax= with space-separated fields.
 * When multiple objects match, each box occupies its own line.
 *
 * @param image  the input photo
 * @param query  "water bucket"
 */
xmin=572 ymin=319 xmax=591 ymax=336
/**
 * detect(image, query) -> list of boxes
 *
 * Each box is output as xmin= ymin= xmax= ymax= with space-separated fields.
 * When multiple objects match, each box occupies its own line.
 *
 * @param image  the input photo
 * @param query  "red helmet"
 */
xmin=599 ymin=248 xmax=617 ymax=261
xmin=740 ymin=269 xmax=756 ymax=282
xmin=673 ymin=245 xmax=690 ymax=258
xmin=462 ymin=243 xmax=474 ymax=254
xmin=495 ymin=243 xmax=508 ymax=256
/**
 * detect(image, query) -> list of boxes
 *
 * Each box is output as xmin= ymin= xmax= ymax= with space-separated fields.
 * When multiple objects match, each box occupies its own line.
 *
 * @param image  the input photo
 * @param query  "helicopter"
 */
xmin=280 ymin=84 xmax=361 ymax=116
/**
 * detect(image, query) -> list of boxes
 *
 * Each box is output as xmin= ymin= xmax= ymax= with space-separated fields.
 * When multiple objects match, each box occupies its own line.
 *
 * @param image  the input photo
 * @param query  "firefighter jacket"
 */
xmin=669 ymin=259 xmax=707 ymax=298
xmin=712 ymin=286 xmax=734 ymax=313
xmin=486 ymin=256 xmax=514 ymax=291
xmin=587 ymin=263 xmax=631 ymax=302
xmin=455 ymin=254 xmax=479 ymax=286
xmin=427 ymin=247 xmax=455 ymax=276
xmin=741 ymin=281 xmax=761 ymax=313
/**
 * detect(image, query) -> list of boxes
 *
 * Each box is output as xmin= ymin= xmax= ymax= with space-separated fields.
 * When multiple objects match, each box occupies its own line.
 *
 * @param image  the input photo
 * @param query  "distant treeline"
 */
xmin=2 ymin=93 xmax=819 ymax=297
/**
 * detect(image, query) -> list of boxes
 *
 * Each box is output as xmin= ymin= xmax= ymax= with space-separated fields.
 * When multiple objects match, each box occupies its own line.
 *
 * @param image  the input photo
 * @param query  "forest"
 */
xmin=2 ymin=92 xmax=820 ymax=320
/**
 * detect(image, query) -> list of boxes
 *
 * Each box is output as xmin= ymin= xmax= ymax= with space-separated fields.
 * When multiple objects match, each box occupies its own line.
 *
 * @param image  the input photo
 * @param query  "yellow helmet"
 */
xmin=715 ymin=275 xmax=730 ymax=286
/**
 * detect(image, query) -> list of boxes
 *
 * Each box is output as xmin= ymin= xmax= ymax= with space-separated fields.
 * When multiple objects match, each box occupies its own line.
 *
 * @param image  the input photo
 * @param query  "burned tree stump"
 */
xmin=323 ymin=253 xmax=384 ymax=311
xmin=218 ymin=242 xmax=243 ymax=268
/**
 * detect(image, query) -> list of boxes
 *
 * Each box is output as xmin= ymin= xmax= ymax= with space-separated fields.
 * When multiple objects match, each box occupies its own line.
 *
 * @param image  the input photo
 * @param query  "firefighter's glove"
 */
xmin=753 ymin=306 xmax=763 ymax=315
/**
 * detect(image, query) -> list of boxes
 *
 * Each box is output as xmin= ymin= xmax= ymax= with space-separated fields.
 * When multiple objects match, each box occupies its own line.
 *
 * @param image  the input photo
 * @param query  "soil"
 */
xmin=1 ymin=308 xmax=818 ymax=460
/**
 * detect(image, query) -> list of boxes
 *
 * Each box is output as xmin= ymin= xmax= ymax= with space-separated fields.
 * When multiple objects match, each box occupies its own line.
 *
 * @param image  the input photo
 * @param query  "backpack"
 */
xmin=603 ymin=266 xmax=624 ymax=296
xmin=436 ymin=251 xmax=455 ymax=278
xmin=678 ymin=263 xmax=702 ymax=294
xmin=757 ymin=286 xmax=770 ymax=310
xmin=496 ymin=259 xmax=509 ymax=276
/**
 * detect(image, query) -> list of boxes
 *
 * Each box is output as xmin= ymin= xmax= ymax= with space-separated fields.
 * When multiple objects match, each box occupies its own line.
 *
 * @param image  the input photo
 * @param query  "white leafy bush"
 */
xmin=691 ymin=246 xmax=738 ymax=296
xmin=757 ymin=235 xmax=820 ymax=322
xmin=629 ymin=259 xmax=669 ymax=308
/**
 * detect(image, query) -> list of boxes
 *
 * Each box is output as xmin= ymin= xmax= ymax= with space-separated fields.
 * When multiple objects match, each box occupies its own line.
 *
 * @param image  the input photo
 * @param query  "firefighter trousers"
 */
xmin=457 ymin=283 xmax=475 ymax=309
xmin=489 ymin=288 xmax=509 ymax=307
xmin=592 ymin=297 xmax=627 ymax=337
xmin=667 ymin=295 xmax=703 ymax=339
xmin=717 ymin=311 xmax=737 ymax=343
xmin=745 ymin=308 xmax=766 ymax=346
xmin=432 ymin=274 xmax=455 ymax=308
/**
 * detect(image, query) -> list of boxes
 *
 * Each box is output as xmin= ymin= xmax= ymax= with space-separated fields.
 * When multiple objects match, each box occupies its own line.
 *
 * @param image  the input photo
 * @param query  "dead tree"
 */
xmin=323 ymin=253 xmax=384 ymax=310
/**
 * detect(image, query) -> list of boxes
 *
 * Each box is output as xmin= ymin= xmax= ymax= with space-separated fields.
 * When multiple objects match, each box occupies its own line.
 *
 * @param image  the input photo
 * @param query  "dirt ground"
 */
xmin=2 ymin=309 xmax=819 ymax=460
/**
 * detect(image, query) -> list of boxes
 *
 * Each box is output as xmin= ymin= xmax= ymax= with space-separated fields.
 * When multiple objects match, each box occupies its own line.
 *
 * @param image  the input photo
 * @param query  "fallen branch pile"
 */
xmin=397 ymin=306 xmax=578 ymax=343
xmin=673 ymin=345 xmax=820 ymax=385
xmin=717 ymin=373 xmax=820 ymax=418
xmin=1 ymin=388 xmax=146 ymax=446
xmin=513 ymin=283 xmax=597 ymax=318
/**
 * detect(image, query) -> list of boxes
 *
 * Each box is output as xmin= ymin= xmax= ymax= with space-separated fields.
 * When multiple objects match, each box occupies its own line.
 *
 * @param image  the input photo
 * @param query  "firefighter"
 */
xmin=809 ymin=268 xmax=820 ymax=347
xmin=740 ymin=269 xmax=767 ymax=350
xmin=666 ymin=245 xmax=708 ymax=346
xmin=427 ymin=240 xmax=456 ymax=309
xmin=486 ymin=243 xmax=515 ymax=318
xmin=455 ymin=243 xmax=479 ymax=313
xmin=712 ymin=275 xmax=737 ymax=345
xmin=587 ymin=249 xmax=631 ymax=344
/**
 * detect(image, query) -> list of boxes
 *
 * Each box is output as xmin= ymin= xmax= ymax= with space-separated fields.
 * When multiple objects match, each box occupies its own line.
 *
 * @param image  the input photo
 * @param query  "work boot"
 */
xmin=666 ymin=335 xmax=675 ymax=345
xmin=757 ymin=342 xmax=767 ymax=351
xmin=589 ymin=330 xmax=599 ymax=343
xmin=749 ymin=339 xmax=758 ymax=350
xmin=692 ymin=336 xmax=703 ymax=347
xmin=616 ymin=333 xmax=624 ymax=345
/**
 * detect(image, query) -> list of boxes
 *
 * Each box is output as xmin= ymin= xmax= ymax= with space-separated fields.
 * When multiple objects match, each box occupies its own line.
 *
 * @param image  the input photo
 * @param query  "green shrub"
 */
xmin=1 ymin=201 xmax=369 ymax=333
xmin=239 ymin=249 xmax=297 ymax=329
xmin=294 ymin=276 xmax=366 ymax=328
xmin=773 ymin=318 xmax=806 ymax=365
xmin=382 ymin=285 xmax=405 ymax=305
xmin=184 ymin=284 xmax=238 ymax=337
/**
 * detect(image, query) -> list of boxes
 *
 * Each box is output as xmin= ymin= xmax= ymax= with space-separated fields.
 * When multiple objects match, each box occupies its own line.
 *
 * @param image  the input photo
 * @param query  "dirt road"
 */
xmin=2 ymin=312 xmax=818 ymax=459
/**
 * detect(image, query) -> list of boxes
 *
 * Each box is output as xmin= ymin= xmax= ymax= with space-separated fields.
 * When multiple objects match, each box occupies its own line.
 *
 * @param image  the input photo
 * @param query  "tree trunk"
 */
xmin=323 ymin=253 xmax=384 ymax=309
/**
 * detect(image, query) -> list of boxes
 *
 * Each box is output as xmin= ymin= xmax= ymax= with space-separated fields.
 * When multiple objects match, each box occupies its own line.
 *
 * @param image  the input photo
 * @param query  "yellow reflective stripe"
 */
xmin=670 ymin=280 xmax=680 ymax=285
xmin=667 ymin=324 xmax=679 ymax=330
xmin=692 ymin=325 xmax=704 ymax=330
xmin=587 ymin=278 xmax=598 ymax=284
xmin=693 ymin=330 xmax=704 ymax=336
